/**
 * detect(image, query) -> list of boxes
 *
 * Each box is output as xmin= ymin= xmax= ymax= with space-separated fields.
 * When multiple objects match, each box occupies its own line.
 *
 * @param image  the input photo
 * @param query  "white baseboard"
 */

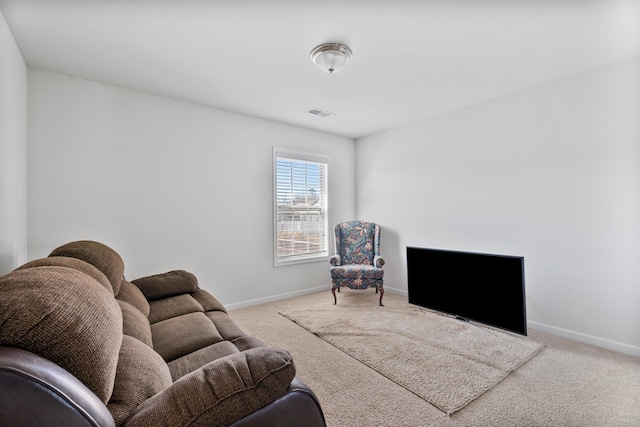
xmin=389 ymin=289 xmax=640 ymax=357
xmin=226 ymin=284 xmax=408 ymax=311
xmin=224 ymin=285 xmax=329 ymax=311
xmin=384 ymin=286 xmax=408 ymax=296
xmin=528 ymin=320 xmax=640 ymax=357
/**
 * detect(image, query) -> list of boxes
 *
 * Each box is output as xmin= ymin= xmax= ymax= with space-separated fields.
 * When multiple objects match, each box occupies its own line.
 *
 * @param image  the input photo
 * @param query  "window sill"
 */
xmin=274 ymin=254 xmax=329 ymax=268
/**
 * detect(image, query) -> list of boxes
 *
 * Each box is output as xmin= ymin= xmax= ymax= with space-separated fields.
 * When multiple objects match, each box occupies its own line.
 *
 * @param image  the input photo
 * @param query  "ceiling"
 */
xmin=1 ymin=0 xmax=639 ymax=139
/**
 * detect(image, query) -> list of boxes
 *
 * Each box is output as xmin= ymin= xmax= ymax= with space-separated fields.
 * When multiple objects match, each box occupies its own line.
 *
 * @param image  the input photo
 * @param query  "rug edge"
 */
xmin=279 ymin=307 xmax=547 ymax=416
xmin=446 ymin=342 xmax=546 ymax=416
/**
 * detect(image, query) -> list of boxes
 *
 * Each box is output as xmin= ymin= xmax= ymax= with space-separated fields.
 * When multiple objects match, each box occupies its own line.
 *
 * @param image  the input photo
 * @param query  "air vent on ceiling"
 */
xmin=306 ymin=108 xmax=334 ymax=118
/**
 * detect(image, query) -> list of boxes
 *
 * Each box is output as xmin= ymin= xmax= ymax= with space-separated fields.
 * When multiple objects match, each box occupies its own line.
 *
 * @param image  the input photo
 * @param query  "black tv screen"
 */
xmin=407 ymin=247 xmax=527 ymax=335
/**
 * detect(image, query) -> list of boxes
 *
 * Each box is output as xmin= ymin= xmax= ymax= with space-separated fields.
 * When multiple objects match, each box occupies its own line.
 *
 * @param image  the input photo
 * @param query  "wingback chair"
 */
xmin=329 ymin=221 xmax=385 ymax=306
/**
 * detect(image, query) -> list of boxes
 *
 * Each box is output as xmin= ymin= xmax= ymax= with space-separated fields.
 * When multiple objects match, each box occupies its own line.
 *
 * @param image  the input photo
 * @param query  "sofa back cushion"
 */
xmin=0 ymin=266 xmax=122 ymax=403
xmin=49 ymin=240 xmax=125 ymax=296
xmin=118 ymin=300 xmax=154 ymax=348
xmin=107 ymin=335 xmax=172 ymax=426
xmin=15 ymin=256 xmax=113 ymax=295
xmin=117 ymin=280 xmax=150 ymax=317
xmin=132 ymin=270 xmax=198 ymax=301
xmin=148 ymin=294 xmax=205 ymax=324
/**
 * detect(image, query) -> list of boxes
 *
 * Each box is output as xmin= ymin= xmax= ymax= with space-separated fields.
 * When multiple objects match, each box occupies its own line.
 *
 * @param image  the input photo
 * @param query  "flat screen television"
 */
xmin=407 ymin=246 xmax=527 ymax=335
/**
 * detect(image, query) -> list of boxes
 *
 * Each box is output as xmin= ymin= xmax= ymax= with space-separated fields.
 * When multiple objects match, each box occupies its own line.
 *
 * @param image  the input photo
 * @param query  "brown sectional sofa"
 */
xmin=0 ymin=240 xmax=325 ymax=427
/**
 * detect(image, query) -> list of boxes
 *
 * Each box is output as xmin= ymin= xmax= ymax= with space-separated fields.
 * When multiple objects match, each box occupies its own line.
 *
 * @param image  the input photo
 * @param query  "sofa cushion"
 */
xmin=330 ymin=264 xmax=384 ymax=279
xmin=148 ymin=294 xmax=204 ymax=324
xmin=116 ymin=280 xmax=150 ymax=317
xmin=49 ymin=240 xmax=125 ymax=296
xmin=125 ymin=347 xmax=296 ymax=427
xmin=231 ymin=336 xmax=268 ymax=352
xmin=206 ymin=311 xmax=247 ymax=341
xmin=151 ymin=312 xmax=223 ymax=362
xmin=0 ymin=266 xmax=122 ymax=403
xmin=167 ymin=341 xmax=240 ymax=381
xmin=15 ymin=256 xmax=113 ymax=295
xmin=191 ymin=288 xmax=227 ymax=313
xmin=132 ymin=270 xmax=198 ymax=301
xmin=117 ymin=300 xmax=153 ymax=348
xmin=107 ymin=335 xmax=172 ymax=426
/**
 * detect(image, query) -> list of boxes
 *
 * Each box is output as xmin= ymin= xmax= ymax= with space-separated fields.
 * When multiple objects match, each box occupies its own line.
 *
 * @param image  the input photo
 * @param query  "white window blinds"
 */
xmin=273 ymin=148 xmax=329 ymax=266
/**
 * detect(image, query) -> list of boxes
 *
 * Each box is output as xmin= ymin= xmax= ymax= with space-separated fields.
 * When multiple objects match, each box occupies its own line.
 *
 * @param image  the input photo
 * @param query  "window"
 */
xmin=273 ymin=147 xmax=329 ymax=266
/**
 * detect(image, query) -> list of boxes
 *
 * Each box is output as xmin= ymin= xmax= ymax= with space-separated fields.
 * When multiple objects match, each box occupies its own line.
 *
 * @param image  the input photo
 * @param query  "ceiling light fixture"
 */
xmin=310 ymin=43 xmax=353 ymax=74
xmin=306 ymin=107 xmax=334 ymax=118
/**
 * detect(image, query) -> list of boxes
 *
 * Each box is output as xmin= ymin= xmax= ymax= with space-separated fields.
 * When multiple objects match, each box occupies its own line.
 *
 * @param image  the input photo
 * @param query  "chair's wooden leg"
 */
xmin=332 ymin=287 xmax=337 ymax=305
xmin=379 ymin=288 xmax=384 ymax=307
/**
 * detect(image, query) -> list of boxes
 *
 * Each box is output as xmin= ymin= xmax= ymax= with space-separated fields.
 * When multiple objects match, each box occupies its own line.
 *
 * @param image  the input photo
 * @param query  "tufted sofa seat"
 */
xmin=0 ymin=240 xmax=325 ymax=427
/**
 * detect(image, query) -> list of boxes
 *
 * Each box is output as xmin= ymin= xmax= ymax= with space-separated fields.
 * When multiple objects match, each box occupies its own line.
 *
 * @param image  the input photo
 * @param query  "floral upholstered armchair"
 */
xmin=329 ymin=220 xmax=385 ymax=306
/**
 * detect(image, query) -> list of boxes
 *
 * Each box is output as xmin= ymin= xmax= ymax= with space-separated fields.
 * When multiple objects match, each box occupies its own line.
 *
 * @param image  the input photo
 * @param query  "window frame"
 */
xmin=273 ymin=147 xmax=330 ymax=267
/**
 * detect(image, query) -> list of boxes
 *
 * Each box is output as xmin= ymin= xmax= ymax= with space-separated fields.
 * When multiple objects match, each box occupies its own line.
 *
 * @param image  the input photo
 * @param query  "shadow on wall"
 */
xmin=0 ymin=255 xmax=16 ymax=276
xmin=378 ymin=225 xmax=404 ymax=292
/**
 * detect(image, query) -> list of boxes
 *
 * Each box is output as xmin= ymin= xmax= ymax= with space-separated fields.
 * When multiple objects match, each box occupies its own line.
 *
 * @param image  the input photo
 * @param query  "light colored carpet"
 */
xmin=230 ymin=289 xmax=640 ymax=427
xmin=280 ymin=296 xmax=544 ymax=415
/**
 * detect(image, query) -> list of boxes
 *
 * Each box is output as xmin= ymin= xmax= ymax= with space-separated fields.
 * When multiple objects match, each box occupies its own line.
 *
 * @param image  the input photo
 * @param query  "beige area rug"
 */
xmin=280 ymin=296 xmax=544 ymax=415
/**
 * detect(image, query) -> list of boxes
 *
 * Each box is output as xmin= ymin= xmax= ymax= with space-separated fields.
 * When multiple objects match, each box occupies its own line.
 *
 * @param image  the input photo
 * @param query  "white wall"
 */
xmin=27 ymin=69 xmax=355 ymax=307
xmin=356 ymin=55 xmax=640 ymax=356
xmin=0 ymin=10 xmax=27 ymax=274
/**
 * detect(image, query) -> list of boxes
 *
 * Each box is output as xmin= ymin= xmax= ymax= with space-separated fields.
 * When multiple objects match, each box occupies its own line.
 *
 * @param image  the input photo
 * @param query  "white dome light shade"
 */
xmin=310 ymin=43 xmax=353 ymax=74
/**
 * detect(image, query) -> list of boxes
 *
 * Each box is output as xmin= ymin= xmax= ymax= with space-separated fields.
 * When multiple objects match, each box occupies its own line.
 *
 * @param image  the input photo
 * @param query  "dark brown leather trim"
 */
xmin=0 ymin=347 xmax=115 ymax=427
xmin=228 ymin=376 xmax=326 ymax=427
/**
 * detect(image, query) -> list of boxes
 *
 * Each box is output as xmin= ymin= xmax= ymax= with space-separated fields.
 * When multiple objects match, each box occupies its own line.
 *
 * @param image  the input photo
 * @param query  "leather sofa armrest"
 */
xmin=228 ymin=376 xmax=326 ymax=427
xmin=0 ymin=346 xmax=115 ymax=427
